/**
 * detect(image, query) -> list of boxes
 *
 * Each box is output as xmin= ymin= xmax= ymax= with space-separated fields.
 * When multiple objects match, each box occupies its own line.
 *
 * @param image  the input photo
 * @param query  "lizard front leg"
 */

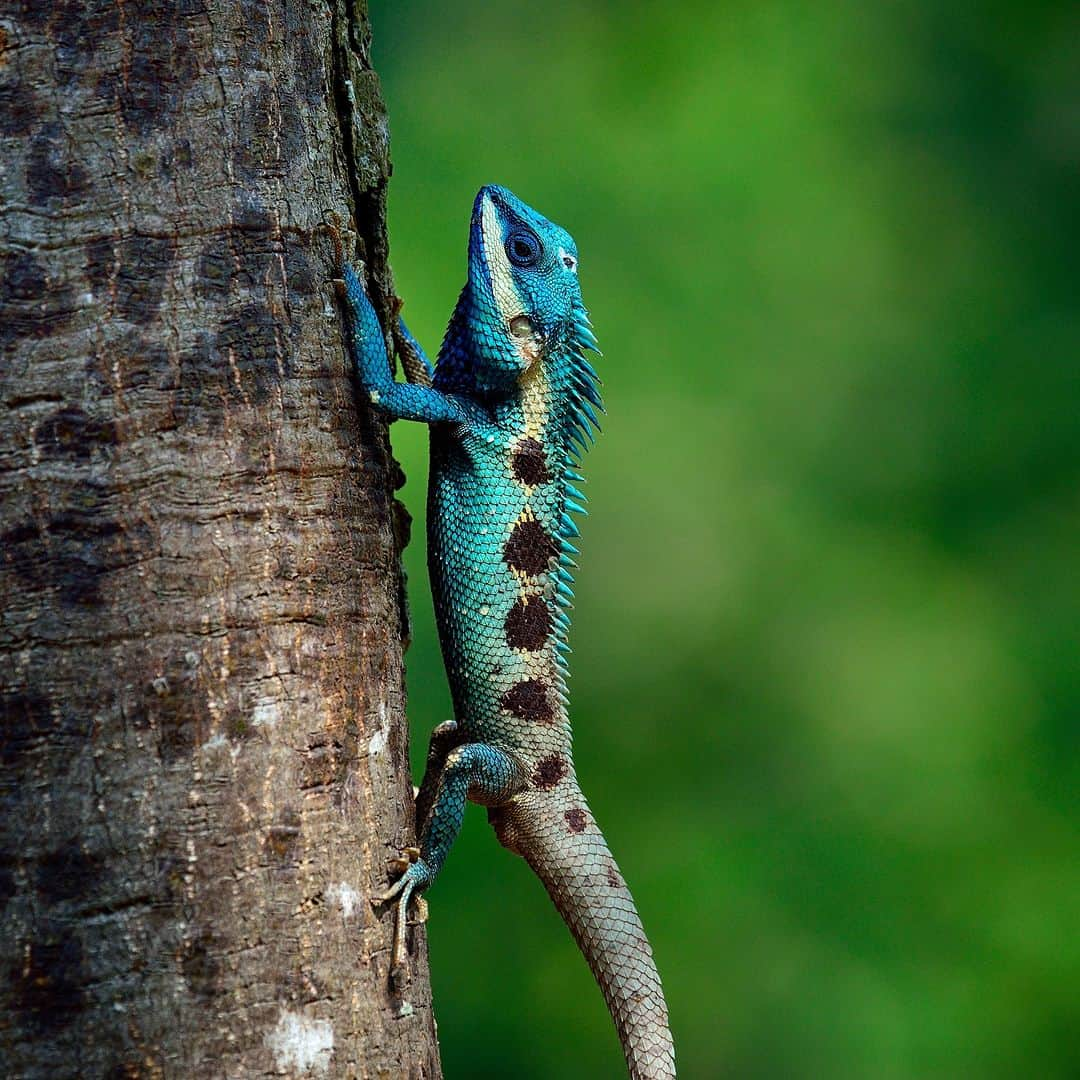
xmin=336 ymin=255 xmax=473 ymax=425
xmin=375 ymin=743 xmax=523 ymax=977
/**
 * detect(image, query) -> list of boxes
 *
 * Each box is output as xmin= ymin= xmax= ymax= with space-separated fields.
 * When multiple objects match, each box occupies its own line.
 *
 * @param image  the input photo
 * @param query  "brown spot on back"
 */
xmin=504 ymin=596 xmax=552 ymax=651
xmin=532 ymin=753 xmax=567 ymax=790
xmin=504 ymin=518 xmax=557 ymax=577
xmin=501 ymin=679 xmax=554 ymax=724
xmin=511 ymin=437 xmax=551 ymax=486
xmin=606 ymin=863 xmax=622 ymax=889
xmin=564 ymin=808 xmax=587 ymax=833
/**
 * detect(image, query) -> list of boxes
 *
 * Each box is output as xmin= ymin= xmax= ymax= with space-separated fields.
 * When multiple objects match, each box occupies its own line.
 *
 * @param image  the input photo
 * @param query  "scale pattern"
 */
xmin=342 ymin=186 xmax=675 ymax=1078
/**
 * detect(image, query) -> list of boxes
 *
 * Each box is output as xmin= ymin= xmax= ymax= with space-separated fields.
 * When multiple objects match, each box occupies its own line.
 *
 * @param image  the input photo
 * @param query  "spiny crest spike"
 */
xmin=573 ymin=420 xmax=596 ymax=446
xmin=578 ymin=400 xmax=601 ymax=430
xmin=575 ymin=380 xmax=603 ymax=408
xmin=576 ymin=326 xmax=600 ymax=352
xmin=569 ymin=426 xmax=590 ymax=452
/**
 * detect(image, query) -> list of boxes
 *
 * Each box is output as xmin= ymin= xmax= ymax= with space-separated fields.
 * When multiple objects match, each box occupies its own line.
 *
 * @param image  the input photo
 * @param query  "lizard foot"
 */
xmin=373 ymin=856 xmax=433 ymax=979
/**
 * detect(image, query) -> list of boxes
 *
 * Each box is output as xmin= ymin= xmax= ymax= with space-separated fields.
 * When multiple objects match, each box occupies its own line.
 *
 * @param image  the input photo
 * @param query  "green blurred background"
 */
xmin=369 ymin=3 xmax=1079 ymax=1076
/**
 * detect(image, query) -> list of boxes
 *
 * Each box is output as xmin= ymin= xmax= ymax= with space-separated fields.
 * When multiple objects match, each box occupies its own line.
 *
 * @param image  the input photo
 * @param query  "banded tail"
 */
xmin=492 ymin=780 xmax=676 ymax=1079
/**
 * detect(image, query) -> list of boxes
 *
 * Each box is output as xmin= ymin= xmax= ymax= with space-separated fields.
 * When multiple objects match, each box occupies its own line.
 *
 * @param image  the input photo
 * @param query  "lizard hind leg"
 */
xmin=375 ymin=742 xmax=523 ymax=977
xmin=414 ymin=719 xmax=462 ymax=834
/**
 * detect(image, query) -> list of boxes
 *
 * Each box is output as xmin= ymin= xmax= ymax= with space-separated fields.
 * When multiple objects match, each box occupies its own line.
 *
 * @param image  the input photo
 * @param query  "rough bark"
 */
xmin=0 ymin=1 xmax=440 ymax=1076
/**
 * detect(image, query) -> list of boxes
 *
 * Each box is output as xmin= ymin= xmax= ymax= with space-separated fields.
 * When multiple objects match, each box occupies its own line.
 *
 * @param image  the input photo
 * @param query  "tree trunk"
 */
xmin=0 ymin=2 xmax=440 ymax=1076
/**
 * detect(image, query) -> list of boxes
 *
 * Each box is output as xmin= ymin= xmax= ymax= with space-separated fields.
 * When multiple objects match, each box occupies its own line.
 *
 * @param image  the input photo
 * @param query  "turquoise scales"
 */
xmin=339 ymin=186 xmax=675 ymax=1079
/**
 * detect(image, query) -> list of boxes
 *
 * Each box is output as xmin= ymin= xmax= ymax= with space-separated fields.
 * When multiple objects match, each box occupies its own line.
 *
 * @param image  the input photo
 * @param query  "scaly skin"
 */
xmin=339 ymin=186 xmax=675 ymax=1079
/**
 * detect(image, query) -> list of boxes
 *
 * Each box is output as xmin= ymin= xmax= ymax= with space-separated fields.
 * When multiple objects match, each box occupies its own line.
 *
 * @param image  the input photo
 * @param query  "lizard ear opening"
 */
xmin=509 ymin=315 xmax=535 ymax=339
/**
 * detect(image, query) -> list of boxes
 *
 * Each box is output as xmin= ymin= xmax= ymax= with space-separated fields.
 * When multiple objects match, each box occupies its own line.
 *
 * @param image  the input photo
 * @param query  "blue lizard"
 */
xmin=338 ymin=186 xmax=675 ymax=1079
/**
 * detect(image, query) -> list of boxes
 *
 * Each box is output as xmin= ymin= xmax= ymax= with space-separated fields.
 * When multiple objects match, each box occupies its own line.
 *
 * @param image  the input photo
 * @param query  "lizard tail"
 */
xmin=491 ymin=781 xmax=676 ymax=1079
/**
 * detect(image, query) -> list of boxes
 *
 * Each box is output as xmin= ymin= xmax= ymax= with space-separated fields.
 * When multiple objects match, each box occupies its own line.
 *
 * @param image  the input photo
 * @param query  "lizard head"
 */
xmin=463 ymin=184 xmax=587 ymax=388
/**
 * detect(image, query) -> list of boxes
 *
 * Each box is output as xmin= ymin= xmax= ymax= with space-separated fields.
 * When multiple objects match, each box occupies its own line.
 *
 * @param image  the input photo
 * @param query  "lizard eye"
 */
xmin=505 ymin=227 xmax=542 ymax=268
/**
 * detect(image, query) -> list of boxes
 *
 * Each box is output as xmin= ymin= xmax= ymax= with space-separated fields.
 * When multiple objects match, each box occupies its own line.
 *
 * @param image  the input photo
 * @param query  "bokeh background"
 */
xmin=369 ymin=3 xmax=1078 ymax=1077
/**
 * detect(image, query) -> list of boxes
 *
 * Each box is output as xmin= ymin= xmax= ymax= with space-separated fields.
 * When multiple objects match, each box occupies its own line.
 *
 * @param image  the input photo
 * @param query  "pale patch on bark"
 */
xmin=265 ymin=1010 xmax=334 ymax=1075
xmin=251 ymin=699 xmax=283 ymax=727
xmin=367 ymin=700 xmax=389 ymax=758
xmin=327 ymin=881 xmax=361 ymax=918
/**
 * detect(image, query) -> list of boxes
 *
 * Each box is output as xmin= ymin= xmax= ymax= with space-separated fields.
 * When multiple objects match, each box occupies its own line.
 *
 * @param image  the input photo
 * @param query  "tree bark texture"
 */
xmin=0 ymin=2 xmax=440 ymax=1076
